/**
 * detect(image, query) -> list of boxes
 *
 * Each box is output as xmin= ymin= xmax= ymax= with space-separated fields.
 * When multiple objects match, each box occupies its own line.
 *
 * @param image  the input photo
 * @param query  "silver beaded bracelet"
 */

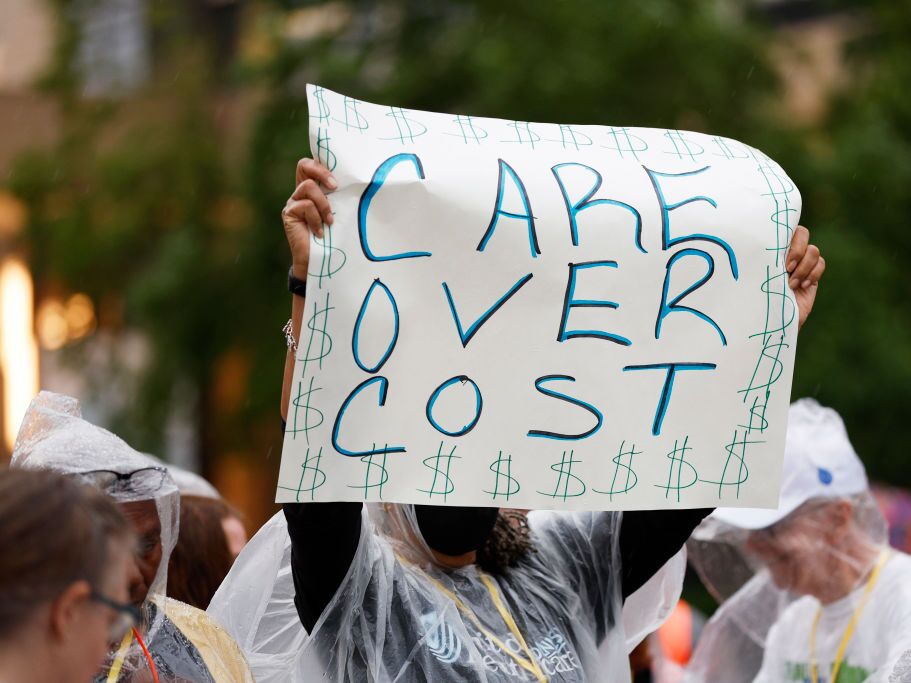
xmin=282 ymin=318 xmax=298 ymax=353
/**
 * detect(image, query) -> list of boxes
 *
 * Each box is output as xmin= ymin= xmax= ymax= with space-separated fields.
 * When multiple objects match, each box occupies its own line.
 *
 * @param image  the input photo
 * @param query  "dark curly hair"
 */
xmin=477 ymin=509 xmax=533 ymax=575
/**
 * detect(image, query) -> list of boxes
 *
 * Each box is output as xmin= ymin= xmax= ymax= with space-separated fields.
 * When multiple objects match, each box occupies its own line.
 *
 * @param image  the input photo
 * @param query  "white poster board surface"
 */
xmin=276 ymin=85 xmax=800 ymax=510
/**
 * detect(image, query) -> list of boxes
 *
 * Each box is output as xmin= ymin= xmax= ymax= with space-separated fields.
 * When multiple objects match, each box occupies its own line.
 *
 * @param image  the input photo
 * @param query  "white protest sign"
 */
xmin=276 ymin=85 xmax=800 ymax=510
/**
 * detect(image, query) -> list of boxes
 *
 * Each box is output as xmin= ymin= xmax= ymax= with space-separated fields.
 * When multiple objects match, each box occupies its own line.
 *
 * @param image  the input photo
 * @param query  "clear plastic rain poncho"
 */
xmin=683 ymin=399 xmax=911 ymax=683
xmin=209 ymin=500 xmax=685 ymax=683
xmin=147 ymin=453 xmax=223 ymax=499
xmin=11 ymin=391 xmax=253 ymax=683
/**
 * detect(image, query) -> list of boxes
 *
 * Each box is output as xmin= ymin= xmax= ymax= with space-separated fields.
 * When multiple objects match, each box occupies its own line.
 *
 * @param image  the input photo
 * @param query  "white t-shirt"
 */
xmin=754 ymin=551 xmax=911 ymax=683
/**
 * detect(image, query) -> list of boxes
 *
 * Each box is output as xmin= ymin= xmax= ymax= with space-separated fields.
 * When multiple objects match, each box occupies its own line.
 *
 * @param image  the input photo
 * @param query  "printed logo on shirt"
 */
xmin=469 ymin=625 xmax=582 ymax=679
xmin=530 ymin=627 xmax=583 ymax=677
xmin=421 ymin=612 xmax=463 ymax=664
xmin=420 ymin=613 xmax=582 ymax=679
xmin=784 ymin=660 xmax=870 ymax=683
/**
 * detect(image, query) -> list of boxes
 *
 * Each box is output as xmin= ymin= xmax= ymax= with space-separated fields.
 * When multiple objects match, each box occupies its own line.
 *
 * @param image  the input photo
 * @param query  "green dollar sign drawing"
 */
xmin=309 ymin=86 xmax=330 ymax=125
xmin=593 ymin=441 xmax=640 ymax=501
xmin=554 ymin=124 xmax=592 ymax=151
xmin=741 ymin=395 xmax=770 ymax=433
xmin=711 ymin=136 xmax=750 ymax=160
xmin=538 ymin=450 xmax=586 ymax=501
xmin=602 ymin=127 xmax=648 ymax=161
xmin=288 ymin=377 xmax=324 ymax=444
xmin=310 ymin=226 xmax=347 ymax=289
xmin=334 ymin=96 xmax=369 ymax=132
xmin=348 ymin=446 xmax=389 ymax=500
xmin=275 ymin=447 xmax=325 ymax=502
xmin=702 ymin=430 xmax=764 ymax=500
xmin=738 ymin=332 xmax=788 ymax=431
xmin=447 ymin=115 xmax=488 ymax=144
xmin=755 ymin=266 xmax=796 ymax=340
xmin=663 ymin=129 xmax=704 ymax=161
xmin=656 ymin=437 xmax=699 ymax=503
xmin=484 ymin=451 xmax=520 ymax=501
xmin=505 ymin=120 xmax=541 ymax=148
xmin=299 ymin=292 xmax=334 ymax=379
xmin=418 ymin=442 xmax=460 ymax=502
xmin=382 ymin=107 xmax=427 ymax=144
xmin=315 ymin=127 xmax=337 ymax=172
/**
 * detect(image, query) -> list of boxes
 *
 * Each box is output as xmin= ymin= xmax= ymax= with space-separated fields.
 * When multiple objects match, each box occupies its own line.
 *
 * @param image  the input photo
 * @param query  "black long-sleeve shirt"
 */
xmin=283 ymin=501 xmax=710 ymax=634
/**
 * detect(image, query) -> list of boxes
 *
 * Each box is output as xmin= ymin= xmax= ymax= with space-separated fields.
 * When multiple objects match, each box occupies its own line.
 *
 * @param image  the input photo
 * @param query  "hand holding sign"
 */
xmin=277 ymin=86 xmax=824 ymax=511
xmin=283 ymin=158 xmax=337 ymax=271
xmin=785 ymin=225 xmax=825 ymax=329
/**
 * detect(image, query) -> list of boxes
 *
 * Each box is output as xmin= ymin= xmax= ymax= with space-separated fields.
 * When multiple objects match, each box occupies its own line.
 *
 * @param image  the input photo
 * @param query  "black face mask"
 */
xmin=414 ymin=505 xmax=499 ymax=556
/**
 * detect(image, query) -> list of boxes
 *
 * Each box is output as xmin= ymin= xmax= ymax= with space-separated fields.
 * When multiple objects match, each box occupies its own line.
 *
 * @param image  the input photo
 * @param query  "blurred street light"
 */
xmin=36 ymin=294 xmax=97 ymax=351
xmin=36 ymin=299 xmax=67 ymax=351
xmin=0 ymin=257 xmax=38 ymax=453
xmin=0 ymin=193 xmax=26 ymax=239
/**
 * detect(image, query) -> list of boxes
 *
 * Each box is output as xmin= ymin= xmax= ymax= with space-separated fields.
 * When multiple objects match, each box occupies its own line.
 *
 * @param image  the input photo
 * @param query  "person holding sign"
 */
xmin=685 ymin=400 xmax=911 ymax=683
xmin=276 ymin=88 xmax=823 ymax=513
xmin=211 ymin=156 xmax=823 ymax=682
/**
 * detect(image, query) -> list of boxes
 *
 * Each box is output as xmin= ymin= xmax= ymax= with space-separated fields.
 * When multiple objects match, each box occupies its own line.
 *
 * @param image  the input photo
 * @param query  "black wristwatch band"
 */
xmin=288 ymin=267 xmax=307 ymax=298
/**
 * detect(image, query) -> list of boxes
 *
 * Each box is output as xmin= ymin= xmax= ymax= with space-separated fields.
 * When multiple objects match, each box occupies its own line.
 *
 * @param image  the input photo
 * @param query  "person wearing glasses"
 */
xmin=11 ymin=391 xmax=254 ymax=683
xmin=685 ymin=400 xmax=911 ymax=683
xmin=0 ymin=468 xmax=136 ymax=683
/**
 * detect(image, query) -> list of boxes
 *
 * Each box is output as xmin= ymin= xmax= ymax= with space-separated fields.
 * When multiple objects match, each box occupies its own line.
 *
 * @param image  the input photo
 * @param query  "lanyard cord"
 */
xmin=105 ymin=631 xmax=132 ymax=683
xmin=809 ymin=550 xmax=890 ymax=683
xmin=478 ymin=573 xmax=547 ymax=683
xmin=417 ymin=567 xmax=547 ymax=682
xmin=132 ymin=627 xmax=160 ymax=683
xmin=105 ymin=627 xmax=160 ymax=683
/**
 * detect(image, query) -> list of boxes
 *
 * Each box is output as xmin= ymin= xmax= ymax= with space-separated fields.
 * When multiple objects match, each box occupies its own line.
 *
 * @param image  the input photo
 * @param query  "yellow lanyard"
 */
xmin=809 ymin=550 xmax=890 ymax=683
xmin=423 ymin=571 xmax=548 ymax=682
xmin=105 ymin=630 xmax=134 ymax=683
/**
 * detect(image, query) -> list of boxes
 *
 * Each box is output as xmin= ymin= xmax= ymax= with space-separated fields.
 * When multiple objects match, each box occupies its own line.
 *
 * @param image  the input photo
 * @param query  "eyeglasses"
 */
xmin=90 ymin=590 xmax=142 ymax=641
xmin=77 ymin=467 xmax=168 ymax=497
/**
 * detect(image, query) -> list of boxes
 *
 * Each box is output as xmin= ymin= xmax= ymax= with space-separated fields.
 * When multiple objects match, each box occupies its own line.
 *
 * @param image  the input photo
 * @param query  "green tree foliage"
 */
xmin=785 ymin=1 xmax=911 ymax=486
xmin=9 ymin=5 xmax=247 ymax=466
xmin=8 ymin=0 xmax=911 ymax=489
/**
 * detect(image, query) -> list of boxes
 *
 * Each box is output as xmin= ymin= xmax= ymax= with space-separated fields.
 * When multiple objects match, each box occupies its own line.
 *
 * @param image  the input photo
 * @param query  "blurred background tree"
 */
xmin=787 ymin=0 xmax=911 ymax=487
xmin=1 ymin=0 xmax=909 ymax=527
